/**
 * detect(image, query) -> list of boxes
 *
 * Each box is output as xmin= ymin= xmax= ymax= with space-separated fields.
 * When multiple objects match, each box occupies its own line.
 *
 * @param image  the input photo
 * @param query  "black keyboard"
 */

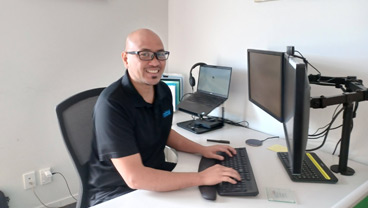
xmin=277 ymin=152 xmax=338 ymax=184
xmin=187 ymin=93 xmax=224 ymax=106
xmin=198 ymin=147 xmax=259 ymax=200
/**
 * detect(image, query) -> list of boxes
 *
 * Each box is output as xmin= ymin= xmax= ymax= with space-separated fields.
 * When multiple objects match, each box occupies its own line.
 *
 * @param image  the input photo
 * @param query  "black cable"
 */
xmin=332 ymin=109 xmax=355 ymax=155
xmin=309 ymin=123 xmax=343 ymax=138
xmin=332 ymin=139 xmax=342 ymax=155
xmin=31 ymin=172 xmax=77 ymax=208
xmin=205 ymin=115 xmax=249 ymax=128
xmin=218 ymin=117 xmax=248 ymax=128
xmin=307 ymin=106 xmax=344 ymax=151
xmin=180 ymin=92 xmax=193 ymax=102
xmin=330 ymin=124 xmax=343 ymax=131
xmin=261 ymin=136 xmax=279 ymax=142
xmin=352 ymin=101 xmax=359 ymax=118
xmin=309 ymin=101 xmax=358 ymax=153
xmin=309 ymin=104 xmax=342 ymax=137
xmin=32 ymin=186 xmax=58 ymax=208
xmin=295 ymin=50 xmax=321 ymax=75
xmin=332 ymin=123 xmax=354 ymax=155
xmin=332 ymin=104 xmax=343 ymax=117
xmin=221 ymin=118 xmax=249 ymax=128
xmin=308 ymin=133 xmax=329 ymax=140
xmin=52 ymin=172 xmax=78 ymax=201
xmin=226 ymin=120 xmax=249 ymax=128
xmin=309 ymin=123 xmax=330 ymax=136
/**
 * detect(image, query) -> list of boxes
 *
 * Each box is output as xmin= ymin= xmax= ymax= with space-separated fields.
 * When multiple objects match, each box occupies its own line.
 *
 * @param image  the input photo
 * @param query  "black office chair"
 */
xmin=56 ymin=88 xmax=105 ymax=208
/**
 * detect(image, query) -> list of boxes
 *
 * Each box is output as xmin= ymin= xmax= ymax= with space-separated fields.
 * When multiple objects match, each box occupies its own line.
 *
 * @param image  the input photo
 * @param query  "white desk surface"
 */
xmin=91 ymin=113 xmax=368 ymax=208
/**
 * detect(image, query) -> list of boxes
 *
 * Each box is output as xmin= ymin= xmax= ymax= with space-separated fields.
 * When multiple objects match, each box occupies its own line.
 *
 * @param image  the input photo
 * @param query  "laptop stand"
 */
xmin=177 ymin=107 xmax=225 ymax=134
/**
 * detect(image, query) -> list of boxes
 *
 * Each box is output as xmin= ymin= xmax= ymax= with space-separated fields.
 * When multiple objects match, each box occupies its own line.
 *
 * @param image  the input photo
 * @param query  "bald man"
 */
xmin=88 ymin=28 xmax=240 ymax=206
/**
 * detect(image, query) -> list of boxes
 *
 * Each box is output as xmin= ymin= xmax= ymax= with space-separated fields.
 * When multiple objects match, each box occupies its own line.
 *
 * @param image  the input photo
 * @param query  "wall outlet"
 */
xmin=23 ymin=171 xmax=36 ymax=190
xmin=39 ymin=168 xmax=52 ymax=185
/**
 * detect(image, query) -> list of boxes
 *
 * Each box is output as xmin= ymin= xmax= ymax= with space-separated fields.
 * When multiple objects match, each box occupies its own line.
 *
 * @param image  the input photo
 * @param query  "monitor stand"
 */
xmin=309 ymin=74 xmax=368 ymax=176
xmin=177 ymin=108 xmax=224 ymax=134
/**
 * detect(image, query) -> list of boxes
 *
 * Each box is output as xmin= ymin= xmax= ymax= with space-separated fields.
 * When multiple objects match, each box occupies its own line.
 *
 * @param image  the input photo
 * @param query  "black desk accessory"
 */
xmin=177 ymin=107 xmax=225 ymax=134
xmin=197 ymin=147 xmax=259 ymax=200
xmin=309 ymin=74 xmax=368 ymax=176
xmin=207 ymin=139 xmax=230 ymax=144
xmin=198 ymin=157 xmax=217 ymax=200
xmin=246 ymin=136 xmax=279 ymax=147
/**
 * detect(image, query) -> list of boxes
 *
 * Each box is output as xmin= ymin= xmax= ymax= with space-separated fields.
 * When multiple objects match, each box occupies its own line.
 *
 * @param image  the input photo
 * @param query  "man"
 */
xmin=88 ymin=28 xmax=240 ymax=206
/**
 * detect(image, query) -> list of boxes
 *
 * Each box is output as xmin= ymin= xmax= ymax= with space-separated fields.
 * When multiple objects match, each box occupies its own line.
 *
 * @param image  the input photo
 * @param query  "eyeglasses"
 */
xmin=126 ymin=51 xmax=170 ymax=61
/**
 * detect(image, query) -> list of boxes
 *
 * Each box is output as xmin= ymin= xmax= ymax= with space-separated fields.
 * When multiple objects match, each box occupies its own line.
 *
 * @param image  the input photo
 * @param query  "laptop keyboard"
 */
xmin=186 ymin=93 xmax=224 ymax=106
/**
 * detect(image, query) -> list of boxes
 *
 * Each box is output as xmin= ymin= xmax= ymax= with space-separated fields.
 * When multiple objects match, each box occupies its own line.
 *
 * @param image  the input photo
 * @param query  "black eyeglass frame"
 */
xmin=126 ymin=51 xmax=170 ymax=61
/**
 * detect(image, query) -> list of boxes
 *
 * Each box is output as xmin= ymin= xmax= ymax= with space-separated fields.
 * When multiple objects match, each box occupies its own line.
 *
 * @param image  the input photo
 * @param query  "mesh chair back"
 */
xmin=56 ymin=88 xmax=104 ymax=208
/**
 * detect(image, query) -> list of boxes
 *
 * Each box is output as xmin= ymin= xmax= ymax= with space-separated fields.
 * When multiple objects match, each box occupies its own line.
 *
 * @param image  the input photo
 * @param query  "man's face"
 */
xmin=122 ymin=30 xmax=166 ymax=86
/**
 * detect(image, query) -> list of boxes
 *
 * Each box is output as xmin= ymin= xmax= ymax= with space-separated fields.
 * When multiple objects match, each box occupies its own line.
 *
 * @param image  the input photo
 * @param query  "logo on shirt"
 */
xmin=162 ymin=109 xmax=171 ymax=118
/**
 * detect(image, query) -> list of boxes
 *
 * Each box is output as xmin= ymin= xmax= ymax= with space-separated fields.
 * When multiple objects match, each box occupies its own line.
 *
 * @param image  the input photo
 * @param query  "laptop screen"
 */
xmin=197 ymin=65 xmax=232 ymax=98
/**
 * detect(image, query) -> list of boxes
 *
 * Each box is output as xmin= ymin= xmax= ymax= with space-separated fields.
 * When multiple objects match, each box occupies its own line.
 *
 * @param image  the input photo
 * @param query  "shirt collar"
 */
xmin=121 ymin=70 xmax=165 ymax=107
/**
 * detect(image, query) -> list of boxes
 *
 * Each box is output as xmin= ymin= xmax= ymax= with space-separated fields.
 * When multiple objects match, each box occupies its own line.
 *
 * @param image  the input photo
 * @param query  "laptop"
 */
xmin=178 ymin=64 xmax=232 ymax=116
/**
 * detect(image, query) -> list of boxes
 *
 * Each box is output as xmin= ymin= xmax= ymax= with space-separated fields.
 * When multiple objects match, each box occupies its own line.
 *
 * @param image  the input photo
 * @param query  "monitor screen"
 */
xmin=247 ymin=49 xmax=284 ymax=122
xmin=283 ymin=54 xmax=310 ymax=174
xmin=161 ymin=74 xmax=184 ymax=111
xmin=197 ymin=65 xmax=232 ymax=98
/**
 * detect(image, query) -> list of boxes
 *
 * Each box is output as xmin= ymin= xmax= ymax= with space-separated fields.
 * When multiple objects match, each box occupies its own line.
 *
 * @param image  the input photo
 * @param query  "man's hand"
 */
xmin=201 ymin=145 xmax=237 ymax=161
xmin=199 ymin=164 xmax=241 ymax=185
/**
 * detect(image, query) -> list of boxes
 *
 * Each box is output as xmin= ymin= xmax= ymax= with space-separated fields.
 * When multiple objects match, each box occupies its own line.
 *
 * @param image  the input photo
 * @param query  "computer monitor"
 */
xmin=282 ymin=54 xmax=310 ymax=174
xmin=161 ymin=73 xmax=184 ymax=111
xmin=247 ymin=49 xmax=284 ymax=122
xmin=247 ymin=49 xmax=311 ymax=175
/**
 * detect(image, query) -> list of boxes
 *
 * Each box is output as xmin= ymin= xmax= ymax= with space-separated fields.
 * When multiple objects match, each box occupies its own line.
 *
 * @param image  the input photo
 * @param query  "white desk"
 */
xmin=91 ymin=113 xmax=368 ymax=208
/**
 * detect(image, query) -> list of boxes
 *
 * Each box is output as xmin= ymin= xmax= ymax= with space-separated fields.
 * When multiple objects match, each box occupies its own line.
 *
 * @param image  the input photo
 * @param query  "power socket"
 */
xmin=39 ymin=168 xmax=53 ymax=185
xmin=23 ymin=171 xmax=36 ymax=190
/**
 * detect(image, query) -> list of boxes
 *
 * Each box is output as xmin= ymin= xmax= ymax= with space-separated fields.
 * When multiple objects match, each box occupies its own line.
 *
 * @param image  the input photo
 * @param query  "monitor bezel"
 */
xmin=282 ymin=54 xmax=310 ymax=175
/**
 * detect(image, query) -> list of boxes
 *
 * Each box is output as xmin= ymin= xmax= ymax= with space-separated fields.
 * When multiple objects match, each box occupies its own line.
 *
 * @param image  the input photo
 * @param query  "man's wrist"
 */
xmin=198 ymin=145 xmax=207 ymax=157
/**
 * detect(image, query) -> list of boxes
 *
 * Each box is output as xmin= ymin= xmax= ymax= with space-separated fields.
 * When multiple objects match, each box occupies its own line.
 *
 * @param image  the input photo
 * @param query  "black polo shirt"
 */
xmin=88 ymin=70 xmax=173 ymax=205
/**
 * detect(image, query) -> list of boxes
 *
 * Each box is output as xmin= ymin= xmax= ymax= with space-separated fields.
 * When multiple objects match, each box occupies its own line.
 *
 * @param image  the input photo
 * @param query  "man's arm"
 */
xmin=166 ymin=129 xmax=236 ymax=160
xmin=111 ymin=153 xmax=240 ymax=192
xmin=111 ymin=129 xmax=241 ymax=192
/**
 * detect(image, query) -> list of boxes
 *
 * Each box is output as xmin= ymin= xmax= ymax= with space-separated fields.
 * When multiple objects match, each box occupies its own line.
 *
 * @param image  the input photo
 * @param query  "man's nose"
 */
xmin=149 ymin=55 xmax=161 ymax=65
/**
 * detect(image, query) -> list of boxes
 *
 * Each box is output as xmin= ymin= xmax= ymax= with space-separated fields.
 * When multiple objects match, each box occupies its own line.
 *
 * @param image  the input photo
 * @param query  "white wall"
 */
xmin=168 ymin=0 xmax=368 ymax=164
xmin=0 ymin=0 xmax=168 ymax=207
xmin=2 ymin=0 xmax=368 ymax=207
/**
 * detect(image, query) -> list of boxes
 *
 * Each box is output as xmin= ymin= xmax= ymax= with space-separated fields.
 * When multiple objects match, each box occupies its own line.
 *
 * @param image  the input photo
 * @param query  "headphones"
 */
xmin=189 ymin=62 xmax=207 ymax=89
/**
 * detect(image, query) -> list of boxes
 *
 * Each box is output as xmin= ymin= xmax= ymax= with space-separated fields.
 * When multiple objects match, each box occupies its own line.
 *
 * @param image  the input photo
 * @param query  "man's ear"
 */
xmin=122 ymin=51 xmax=129 ymax=68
